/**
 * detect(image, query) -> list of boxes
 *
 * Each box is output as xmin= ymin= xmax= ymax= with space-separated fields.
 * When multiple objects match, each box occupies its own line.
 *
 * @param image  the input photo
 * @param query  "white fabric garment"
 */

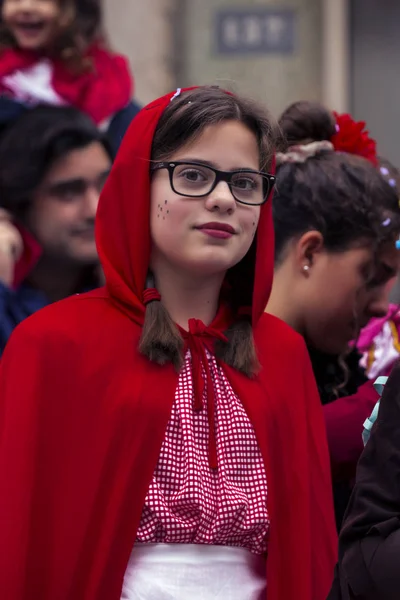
xmin=121 ymin=543 xmax=267 ymax=600
xmin=1 ymin=59 xmax=67 ymax=106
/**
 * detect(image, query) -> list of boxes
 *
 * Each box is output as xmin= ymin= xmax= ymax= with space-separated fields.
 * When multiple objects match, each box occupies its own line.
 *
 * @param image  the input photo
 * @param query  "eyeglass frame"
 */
xmin=150 ymin=161 xmax=276 ymax=206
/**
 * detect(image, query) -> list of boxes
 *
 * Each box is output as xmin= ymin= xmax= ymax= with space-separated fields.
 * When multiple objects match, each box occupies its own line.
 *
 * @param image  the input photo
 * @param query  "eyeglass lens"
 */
xmin=172 ymin=164 xmax=269 ymax=204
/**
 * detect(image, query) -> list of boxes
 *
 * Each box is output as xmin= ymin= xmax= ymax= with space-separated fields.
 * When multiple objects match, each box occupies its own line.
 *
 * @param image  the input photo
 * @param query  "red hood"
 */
xmin=95 ymin=87 xmax=276 ymax=327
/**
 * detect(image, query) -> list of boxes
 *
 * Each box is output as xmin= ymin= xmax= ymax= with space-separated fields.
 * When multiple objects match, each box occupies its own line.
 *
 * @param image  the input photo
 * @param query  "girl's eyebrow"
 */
xmin=176 ymin=157 xmax=259 ymax=171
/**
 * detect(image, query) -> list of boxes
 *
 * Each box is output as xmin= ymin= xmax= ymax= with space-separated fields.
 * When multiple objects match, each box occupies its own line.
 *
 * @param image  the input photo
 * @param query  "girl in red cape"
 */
xmin=0 ymin=86 xmax=337 ymax=599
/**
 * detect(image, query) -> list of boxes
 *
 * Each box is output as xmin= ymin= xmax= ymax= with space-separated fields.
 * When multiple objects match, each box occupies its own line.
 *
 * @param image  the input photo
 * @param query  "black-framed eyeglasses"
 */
xmin=151 ymin=161 xmax=275 ymax=206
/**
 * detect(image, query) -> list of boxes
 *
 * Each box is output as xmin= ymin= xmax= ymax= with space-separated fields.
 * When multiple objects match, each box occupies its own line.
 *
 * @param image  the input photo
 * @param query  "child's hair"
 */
xmin=274 ymin=101 xmax=400 ymax=266
xmin=139 ymin=86 xmax=282 ymax=377
xmin=0 ymin=0 xmax=103 ymax=73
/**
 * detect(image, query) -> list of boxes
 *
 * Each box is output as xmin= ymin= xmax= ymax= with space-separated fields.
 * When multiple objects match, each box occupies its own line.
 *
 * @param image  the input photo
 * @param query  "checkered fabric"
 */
xmin=137 ymin=351 xmax=269 ymax=555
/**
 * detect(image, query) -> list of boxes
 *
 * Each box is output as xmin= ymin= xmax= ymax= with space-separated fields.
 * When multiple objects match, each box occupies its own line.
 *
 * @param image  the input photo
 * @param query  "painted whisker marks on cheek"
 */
xmin=163 ymin=201 xmax=170 ymax=218
xmin=158 ymin=201 xmax=169 ymax=220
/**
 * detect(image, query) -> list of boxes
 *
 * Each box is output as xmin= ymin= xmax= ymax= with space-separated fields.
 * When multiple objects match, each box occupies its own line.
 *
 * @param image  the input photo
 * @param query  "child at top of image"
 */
xmin=0 ymin=0 xmax=134 ymax=140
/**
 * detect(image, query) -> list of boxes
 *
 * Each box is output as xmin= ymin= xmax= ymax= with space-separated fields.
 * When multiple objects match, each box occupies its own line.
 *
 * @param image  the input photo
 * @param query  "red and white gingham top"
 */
xmin=136 ymin=350 xmax=269 ymax=555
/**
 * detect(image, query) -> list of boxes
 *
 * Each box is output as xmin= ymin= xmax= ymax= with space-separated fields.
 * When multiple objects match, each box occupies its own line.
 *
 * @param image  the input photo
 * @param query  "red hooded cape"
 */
xmin=0 ymin=89 xmax=337 ymax=599
xmin=0 ymin=44 xmax=132 ymax=124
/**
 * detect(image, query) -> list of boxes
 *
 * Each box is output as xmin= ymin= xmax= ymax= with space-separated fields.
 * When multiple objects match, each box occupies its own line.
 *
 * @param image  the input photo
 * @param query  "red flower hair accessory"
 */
xmin=331 ymin=112 xmax=378 ymax=166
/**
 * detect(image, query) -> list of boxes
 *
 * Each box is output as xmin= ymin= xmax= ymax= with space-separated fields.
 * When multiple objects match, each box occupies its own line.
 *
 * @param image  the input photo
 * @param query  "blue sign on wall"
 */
xmin=216 ymin=8 xmax=296 ymax=55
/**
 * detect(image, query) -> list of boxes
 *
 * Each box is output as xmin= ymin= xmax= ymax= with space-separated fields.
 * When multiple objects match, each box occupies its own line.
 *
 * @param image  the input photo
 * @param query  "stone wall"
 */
xmin=180 ymin=0 xmax=322 ymax=116
xmin=103 ymin=0 xmax=322 ymax=116
xmin=103 ymin=0 xmax=176 ymax=104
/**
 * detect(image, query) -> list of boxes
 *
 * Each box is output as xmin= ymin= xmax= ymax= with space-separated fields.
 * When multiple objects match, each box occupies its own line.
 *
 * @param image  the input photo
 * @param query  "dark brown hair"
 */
xmin=139 ymin=86 xmax=281 ymax=376
xmin=377 ymin=156 xmax=400 ymax=195
xmin=274 ymin=101 xmax=400 ymax=265
xmin=279 ymin=100 xmax=336 ymax=146
xmin=0 ymin=104 xmax=112 ymax=220
xmin=0 ymin=0 xmax=103 ymax=74
xmin=275 ymin=101 xmax=400 ymax=394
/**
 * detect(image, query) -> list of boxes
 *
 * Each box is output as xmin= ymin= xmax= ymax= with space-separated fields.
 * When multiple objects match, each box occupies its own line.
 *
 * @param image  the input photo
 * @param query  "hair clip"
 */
xmin=380 ymin=166 xmax=389 ymax=176
xmin=170 ymin=88 xmax=182 ymax=102
xmin=396 ymin=237 xmax=400 ymax=250
xmin=276 ymin=141 xmax=334 ymax=165
xmin=389 ymin=178 xmax=397 ymax=187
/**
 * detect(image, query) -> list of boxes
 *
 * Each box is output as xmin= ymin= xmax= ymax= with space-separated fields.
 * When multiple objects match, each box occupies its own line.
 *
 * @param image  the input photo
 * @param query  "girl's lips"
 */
xmin=195 ymin=222 xmax=236 ymax=240
xmin=198 ymin=228 xmax=233 ymax=239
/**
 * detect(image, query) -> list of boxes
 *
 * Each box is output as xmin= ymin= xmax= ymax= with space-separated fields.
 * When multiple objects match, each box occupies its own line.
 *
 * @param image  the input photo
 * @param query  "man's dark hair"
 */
xmin=0 ymin=105 xmax=112 ymax=219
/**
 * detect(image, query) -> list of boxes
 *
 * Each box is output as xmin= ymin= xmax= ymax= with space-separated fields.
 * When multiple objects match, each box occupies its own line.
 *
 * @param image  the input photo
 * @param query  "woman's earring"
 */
xmin=302 ymin=264 xmax=310 ymax=275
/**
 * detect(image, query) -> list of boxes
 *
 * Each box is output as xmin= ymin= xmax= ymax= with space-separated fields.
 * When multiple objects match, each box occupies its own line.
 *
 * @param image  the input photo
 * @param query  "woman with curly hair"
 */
xmin=266 ymin=101 xmax=400 ymax=529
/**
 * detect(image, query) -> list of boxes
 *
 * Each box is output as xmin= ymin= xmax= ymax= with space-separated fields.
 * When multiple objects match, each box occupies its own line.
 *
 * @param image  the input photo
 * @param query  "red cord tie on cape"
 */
xmin=183 ymin=318 xmax=228 ymax=470
xmin=143 ymin=288 xmax=161 ymax=305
